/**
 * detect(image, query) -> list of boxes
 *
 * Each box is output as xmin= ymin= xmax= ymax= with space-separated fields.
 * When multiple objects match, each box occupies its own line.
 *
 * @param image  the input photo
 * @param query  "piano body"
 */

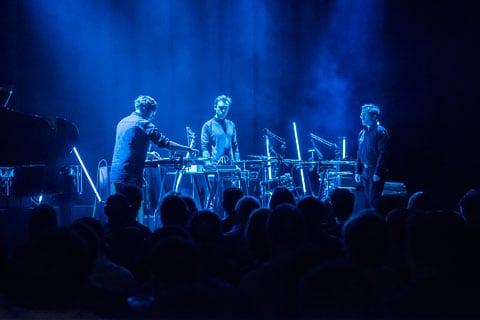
xmin=0 ymin=108 xmax=80 ymax=199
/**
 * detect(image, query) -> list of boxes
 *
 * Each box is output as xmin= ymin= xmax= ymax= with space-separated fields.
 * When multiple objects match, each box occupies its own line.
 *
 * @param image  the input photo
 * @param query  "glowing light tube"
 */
xmin=73 ymin=147 xmax=102 ymax=202
xmin=293 ymin=122 xmax=306 ymax=194
xmin=265 ymin=136 xmax=273 ymax=180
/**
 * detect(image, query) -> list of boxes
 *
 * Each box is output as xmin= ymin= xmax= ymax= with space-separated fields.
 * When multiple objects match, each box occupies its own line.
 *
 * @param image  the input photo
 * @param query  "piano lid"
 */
xmin=0 ymin=108 xmax=79 ymax=166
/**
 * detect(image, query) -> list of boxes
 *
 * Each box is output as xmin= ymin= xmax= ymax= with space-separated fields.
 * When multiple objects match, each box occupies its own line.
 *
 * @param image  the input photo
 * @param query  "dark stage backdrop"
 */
xmin=1 ymin=0 xmax=479 ymax=208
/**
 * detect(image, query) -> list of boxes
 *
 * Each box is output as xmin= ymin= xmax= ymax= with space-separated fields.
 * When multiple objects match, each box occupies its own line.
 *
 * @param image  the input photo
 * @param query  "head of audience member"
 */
xmin=120 ymin=184 xmax=143 ymax=221
xmin=342 ymin=209 xmax=388 ymax=268
xmin=104 ymin=193 xmax=132 ymax=226
xmin=134 ymin=95 xmax=157 ymax=121
xmin=222 ymin=186 xmax=244 ymax=218
xmin=189 ymin=210 xmax=222 ymax=243
xmin=267 ymin=203 xmax=305 ymax=254
xmin=234 ymin=195 xmax=261 ymax=226
xmin=159 ymin=193 xmax=190 ymax=227
xmin=28 ymin=204 xmax=58 ymax=241
xmin=458 ymin=188 xmax=480 ymax=226
xmin=213 ymin=94 xmax=232 ymax=120
xmin=406 ymin=191 xmax=434 ymax=212
xmin=328 ymin=188 xmax=355 ymax=224
xmin=244 ymin=208 xmax=271 ymax=263
xmin=269 ymin=187 xmax=295 ymax=210
xmin=181 ymin=195 xmax=198 ymax=215
xmin=297 ymin=196 xmax=327 ymax=238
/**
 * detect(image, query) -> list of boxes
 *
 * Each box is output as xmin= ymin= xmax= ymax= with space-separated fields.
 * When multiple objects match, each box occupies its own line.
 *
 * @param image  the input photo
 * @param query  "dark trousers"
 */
xmin=361 ymin=168 xmax=385 ymax=209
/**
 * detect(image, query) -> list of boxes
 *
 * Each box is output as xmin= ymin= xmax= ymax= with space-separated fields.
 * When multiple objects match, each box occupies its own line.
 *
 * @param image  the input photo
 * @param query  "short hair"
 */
xmin=213 ymin=95 xmax=232 ymax=107
xmin=120 ymin=185 xmax=143 ymax=211
xmin=269 ymin=187 xmax=296 ymax=209
xmin=222 ymin=187 xmax=244 ymax=215
xmin=328 ymin=188 xmax=355 ymax=222
xmin=361 ymin=104 xmax=380 ymax=117
xmin=160 ymin=193 xmax=190 ymax=226
xmin=134 ymin=95 xmax=157 ymax=113
xmin=235 ymin=195 xmax=261 ymax=225
xmin=104 ymin=193 xmax=131 ymax=220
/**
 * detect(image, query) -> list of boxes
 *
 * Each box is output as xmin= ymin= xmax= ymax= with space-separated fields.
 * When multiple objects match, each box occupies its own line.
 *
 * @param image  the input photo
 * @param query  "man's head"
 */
xmin=328 ymin=188 xmax=355 ymax=224
xmin=134 ymin=95 xmax=158 ymax=121
xmin=360 ymin=104 xmax=380 ymax=128
xmin=222 ymin=187 xmax=244 ymax=217
xmin=213 ymin=95 xmax=232 ymax=120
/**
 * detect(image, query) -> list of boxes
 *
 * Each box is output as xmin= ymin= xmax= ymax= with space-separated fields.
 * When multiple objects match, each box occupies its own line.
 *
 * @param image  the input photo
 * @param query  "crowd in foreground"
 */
xmin=1 ymin=185 xmax=480 ymax=319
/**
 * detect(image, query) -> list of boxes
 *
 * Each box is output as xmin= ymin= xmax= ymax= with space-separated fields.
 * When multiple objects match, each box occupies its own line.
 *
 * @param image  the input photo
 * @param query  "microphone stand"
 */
xmin=309 ymin=133 xmax=340 ymax=159
xmin=309 ymin=133 xmax=341 ymax=198
xmin=309 ymin=133 xmax=338 ymax=149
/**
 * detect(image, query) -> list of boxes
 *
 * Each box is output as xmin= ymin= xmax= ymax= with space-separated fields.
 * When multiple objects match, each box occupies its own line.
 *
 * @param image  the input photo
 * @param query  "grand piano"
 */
xmin=0 ymin=107 xmax=80 ymax=198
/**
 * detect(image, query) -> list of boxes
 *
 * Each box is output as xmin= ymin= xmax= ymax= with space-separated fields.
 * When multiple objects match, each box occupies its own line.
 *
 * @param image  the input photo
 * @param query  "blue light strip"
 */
xmin=265 ymin=136 xmax=272 ymax=180
xmin=293 ymin=122 xmax=306 ymax=194
xmin=73 ymin=147 xmax=102 ymax=202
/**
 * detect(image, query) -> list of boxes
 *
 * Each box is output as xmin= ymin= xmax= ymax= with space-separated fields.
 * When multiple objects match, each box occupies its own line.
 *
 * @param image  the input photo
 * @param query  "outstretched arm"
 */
xmin=167 ymin=140 xmax=199 ymax=154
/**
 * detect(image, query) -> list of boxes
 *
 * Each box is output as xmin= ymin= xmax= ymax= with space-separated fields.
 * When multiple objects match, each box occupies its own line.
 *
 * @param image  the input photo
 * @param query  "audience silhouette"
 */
xmin=1 ymin=185 xmax=480 ymax=318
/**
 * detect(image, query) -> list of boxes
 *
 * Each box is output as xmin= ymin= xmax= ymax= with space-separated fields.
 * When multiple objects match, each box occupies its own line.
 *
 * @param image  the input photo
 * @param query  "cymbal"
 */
xmin=321 ymin=160 xmax=356 ymax=165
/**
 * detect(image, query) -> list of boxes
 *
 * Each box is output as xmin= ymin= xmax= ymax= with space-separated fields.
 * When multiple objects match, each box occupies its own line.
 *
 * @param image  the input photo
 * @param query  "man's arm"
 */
xmin=374 ymin=127 xmax=389 ymax=179
xmin=166 ymin=140 xmax=198 ymax=154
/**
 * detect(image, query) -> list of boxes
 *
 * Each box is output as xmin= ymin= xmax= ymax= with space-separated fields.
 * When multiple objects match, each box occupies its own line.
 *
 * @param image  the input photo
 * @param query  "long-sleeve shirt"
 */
xmin=355 ymin=123 xmax=389 ymax=177
xmin=111 ymin=113 xmax=169 ymax=186
xmin=201 ymin=117 xmax=240 ymax=162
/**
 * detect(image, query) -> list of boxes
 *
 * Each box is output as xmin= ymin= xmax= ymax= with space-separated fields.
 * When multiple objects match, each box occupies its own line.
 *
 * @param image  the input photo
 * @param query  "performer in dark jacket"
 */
xmin=111 ymin=95 xmax=198 ymax=193
xmin=355 ymin=104 xmax=389 ymax=209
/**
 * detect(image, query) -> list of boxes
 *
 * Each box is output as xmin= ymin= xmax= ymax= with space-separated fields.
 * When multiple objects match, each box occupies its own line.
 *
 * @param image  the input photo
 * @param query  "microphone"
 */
xmin=186 ymin=126 xmax=194 ymax=135
xmin=263 ymin=128 xmax=286 ymax=144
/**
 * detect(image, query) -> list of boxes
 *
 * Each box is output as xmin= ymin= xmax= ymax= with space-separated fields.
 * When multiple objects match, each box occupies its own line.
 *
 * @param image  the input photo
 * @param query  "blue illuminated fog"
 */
xmin=1 ymin=0 xmax=479 ymax=207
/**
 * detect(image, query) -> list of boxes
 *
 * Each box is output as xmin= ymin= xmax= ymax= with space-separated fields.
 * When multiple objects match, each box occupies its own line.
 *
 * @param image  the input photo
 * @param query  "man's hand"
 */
xmin=355 ymin=174 xmax=361 ymax=183
xmin=373 ymin=174 xmax=380 ymax=182
xmin=219 ymin=155 xmax=230 ymax=164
